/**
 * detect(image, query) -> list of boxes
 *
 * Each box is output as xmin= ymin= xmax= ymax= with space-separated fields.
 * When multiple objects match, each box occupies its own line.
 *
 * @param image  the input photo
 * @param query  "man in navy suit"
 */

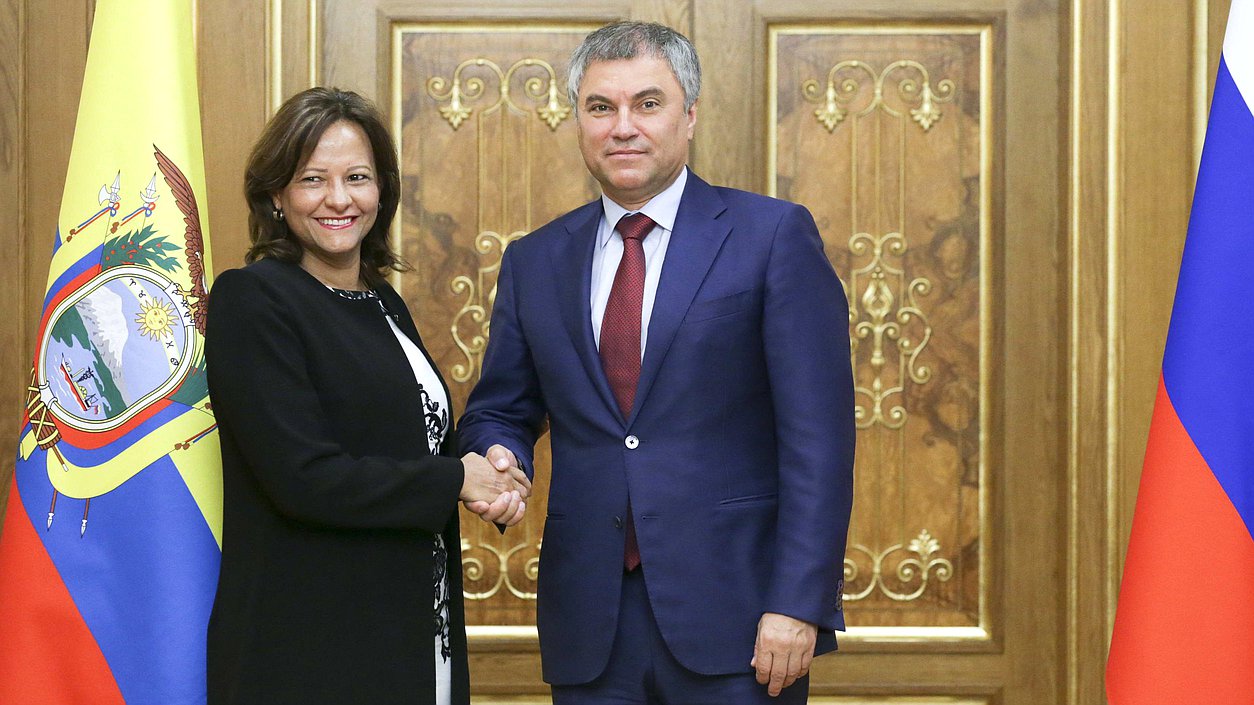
xmin=459 ymin=21 xmax=855 ymax=704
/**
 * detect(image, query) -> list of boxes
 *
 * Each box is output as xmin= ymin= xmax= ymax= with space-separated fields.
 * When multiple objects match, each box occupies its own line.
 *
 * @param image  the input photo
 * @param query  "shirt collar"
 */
xmin=598 ymin=166 xmax=689 ymax=247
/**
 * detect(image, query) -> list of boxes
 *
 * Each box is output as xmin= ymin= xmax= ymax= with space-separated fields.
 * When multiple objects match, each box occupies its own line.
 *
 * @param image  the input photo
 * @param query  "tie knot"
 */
xmin=616 ymin=212 xmax=655 ymax=242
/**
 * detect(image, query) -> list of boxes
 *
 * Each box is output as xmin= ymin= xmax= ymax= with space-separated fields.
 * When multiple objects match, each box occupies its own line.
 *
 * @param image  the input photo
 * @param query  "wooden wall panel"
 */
xmin=0 ymin=0 xmax=22 ymax=518
xmin=198 ymin=0 xmax=269 ymax=273
xmin=315 ymin=0 xmax=636 ymax=108
xmin=997 ymin=0 xmax=1059 ymax=699
xmin=274 ymin=0 xmax=316 ymax=113
xmin=1067 ymin=0 xmax=1116 ymax=701
xmin=772 ymin=25 xmax=989 ymax=632
xmin=690 ymin=0 xmax=756 ymax=190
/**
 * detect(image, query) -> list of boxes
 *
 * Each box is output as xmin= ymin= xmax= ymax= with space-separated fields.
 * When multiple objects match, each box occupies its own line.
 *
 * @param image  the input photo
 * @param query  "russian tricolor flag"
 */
xmin=1106 ymin=1 xmax=1254 ymax=701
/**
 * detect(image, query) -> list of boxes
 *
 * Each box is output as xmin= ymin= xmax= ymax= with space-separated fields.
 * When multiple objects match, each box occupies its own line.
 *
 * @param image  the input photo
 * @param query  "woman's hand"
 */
xmin=460 ymin=451 xmax=531 ymax=526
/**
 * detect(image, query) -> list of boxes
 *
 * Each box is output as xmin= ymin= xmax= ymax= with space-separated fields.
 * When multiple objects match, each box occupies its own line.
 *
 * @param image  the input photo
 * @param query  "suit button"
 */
xmin=625 ymin=435 xmax=639 ymax=449
xmin=614 ymin=516 xmax=623 ymax=529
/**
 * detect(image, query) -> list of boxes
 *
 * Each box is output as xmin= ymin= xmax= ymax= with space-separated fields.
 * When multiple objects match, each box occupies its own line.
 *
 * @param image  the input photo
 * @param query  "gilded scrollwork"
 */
xmin=461 ymin=538 xmax=542 ymax=601
xmin=801 ymin=59 xmax=955 ymax=133
xmin=842 ymin=529 xmax=953 ymax=602
xmin=772 ymin=27 xmax=988 ymax=634
xmin=433 ymin=57 xmax=572 ymax=382
xmin=800 ymin=60 xmax=952 ymax=430
xmin=848 ymin=231 xmax=932 ymax=429
xmin=427 ymin=57 xmax=571 ymax=132
xmin=450 ymin=230 xmax=526 ymax=383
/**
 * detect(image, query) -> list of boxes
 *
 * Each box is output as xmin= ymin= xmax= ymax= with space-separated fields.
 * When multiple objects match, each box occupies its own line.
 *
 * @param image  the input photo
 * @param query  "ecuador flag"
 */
xmin=1106 ymin=0 xmax=1254 ymax=702
xmin=0 ymin=1 xmax=222 ymax=703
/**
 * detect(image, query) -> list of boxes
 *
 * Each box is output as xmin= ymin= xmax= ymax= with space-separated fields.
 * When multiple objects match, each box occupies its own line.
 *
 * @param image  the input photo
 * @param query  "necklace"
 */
xmin=325 ymin=285 xmax=398 ymax=323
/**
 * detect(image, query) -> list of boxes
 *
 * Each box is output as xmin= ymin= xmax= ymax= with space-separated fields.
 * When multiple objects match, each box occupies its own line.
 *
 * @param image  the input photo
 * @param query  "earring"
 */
xmin=271 ymin=206 xmax=284 ymax=222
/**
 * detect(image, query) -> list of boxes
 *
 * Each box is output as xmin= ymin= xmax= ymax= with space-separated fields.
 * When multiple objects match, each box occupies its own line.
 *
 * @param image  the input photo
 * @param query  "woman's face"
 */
xmin=273 ymin=119 xmax=380 ymax=272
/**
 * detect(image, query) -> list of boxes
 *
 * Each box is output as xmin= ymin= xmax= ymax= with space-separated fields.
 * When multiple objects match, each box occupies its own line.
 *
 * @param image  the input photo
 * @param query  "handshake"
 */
xmin=459 ymin=444 xmax=531 ymax=526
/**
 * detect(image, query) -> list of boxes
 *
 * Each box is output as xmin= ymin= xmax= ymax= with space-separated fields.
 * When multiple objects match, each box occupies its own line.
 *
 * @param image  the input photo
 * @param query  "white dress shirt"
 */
xmin=590 ymin=167 xmax=689 ymax=358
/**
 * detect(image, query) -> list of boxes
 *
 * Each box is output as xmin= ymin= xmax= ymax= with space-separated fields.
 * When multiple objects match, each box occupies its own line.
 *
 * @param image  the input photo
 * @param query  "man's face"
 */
xmin=576 ymin=54 xmax=697 ymax=210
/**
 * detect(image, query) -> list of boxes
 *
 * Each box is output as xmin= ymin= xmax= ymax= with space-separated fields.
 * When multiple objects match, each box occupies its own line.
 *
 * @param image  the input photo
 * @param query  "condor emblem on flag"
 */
xmin=0 ymin=2 xmax=223 ymax=704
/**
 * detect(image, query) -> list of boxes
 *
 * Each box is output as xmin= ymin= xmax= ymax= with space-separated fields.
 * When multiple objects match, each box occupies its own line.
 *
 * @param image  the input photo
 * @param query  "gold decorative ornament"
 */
xmin=449 ymin=230 xmax=527 ymax=384
xmin=770 ymin=26 xmax=993 ymax=638
xmin=843 ymin=529 xmax=954 ymax=602
xmin=427 ymin=58 xmax=571 ymax=132
xmin=461 ymin=538 xmax=542 ymax=600
xmin=802 ymin=59 xmax=955 ymax=134
xmin=427 ymin=58 xmax=572 ymax=382
xmin=848 ymin=231 xmax=933 ymax=429
xmin=798 ymin=60 xmax=952 ymax=430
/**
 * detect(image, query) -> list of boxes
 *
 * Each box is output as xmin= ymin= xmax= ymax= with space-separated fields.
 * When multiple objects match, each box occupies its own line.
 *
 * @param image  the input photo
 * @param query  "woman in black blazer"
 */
xmin=204 ymin=87 xmax=530 ymax=705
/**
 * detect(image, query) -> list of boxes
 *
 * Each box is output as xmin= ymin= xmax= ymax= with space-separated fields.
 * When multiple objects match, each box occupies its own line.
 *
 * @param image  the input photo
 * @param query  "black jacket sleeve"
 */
xmin=205 ymin=267 xmax=464 ymax=533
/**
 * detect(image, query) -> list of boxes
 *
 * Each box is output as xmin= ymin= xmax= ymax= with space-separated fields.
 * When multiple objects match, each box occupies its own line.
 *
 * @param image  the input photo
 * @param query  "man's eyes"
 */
xmin=584 ymin=99 xmax=663 ymax=113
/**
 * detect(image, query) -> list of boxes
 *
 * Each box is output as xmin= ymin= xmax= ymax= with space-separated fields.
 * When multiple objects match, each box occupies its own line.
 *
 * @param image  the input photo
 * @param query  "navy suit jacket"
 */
xmin=459 ymin=172 xmax=855 ymax=685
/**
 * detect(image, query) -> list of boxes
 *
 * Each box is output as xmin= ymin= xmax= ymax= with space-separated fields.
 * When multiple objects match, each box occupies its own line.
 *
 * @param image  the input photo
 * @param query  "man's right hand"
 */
xmin=485 ymin=444 xmax=520 ymax=474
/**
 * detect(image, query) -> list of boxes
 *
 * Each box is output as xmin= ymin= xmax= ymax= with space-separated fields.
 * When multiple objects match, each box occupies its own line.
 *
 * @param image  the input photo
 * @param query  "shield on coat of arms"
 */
xmin=38 ymin=265 xmax=197 ymax=431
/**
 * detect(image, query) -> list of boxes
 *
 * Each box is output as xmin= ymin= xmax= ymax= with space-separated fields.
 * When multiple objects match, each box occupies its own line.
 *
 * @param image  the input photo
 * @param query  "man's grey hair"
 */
xmin=567 ymin=21 xmax=702 ymax=112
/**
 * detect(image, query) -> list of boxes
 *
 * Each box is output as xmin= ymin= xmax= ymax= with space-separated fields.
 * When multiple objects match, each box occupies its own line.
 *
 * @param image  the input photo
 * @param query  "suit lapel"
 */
xmin=553 ymin=200 xmax=622 ymax=420
xmin=629 ymin=174 xmax=730 ymax=426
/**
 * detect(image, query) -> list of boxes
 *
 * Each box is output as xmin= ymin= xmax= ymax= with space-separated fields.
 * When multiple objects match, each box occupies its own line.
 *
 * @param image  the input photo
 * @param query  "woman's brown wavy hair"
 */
xmin=243 ymin=87 xmax=408 ymax=286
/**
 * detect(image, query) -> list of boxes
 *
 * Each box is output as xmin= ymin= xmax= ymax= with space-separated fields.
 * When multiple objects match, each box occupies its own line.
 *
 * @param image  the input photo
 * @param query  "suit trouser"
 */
xmin=549 ymin=568 xmax=810 ymax=705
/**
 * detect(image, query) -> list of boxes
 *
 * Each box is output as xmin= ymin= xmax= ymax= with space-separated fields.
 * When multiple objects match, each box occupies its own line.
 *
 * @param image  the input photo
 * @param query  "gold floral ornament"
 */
xmin=802 ymin=60 xmax=871 ymax=133
xmin=802 ymin=59 xmax=955 ymax=133
xmin=427 ymin=57 xmax=572 ymax=132
xmin=431 ymin=77 xmax=474 ymax=130
xmin=813 ymin=82 xmax=847 ymax=131
xmin=450 ymin=230 xmax=527 ymax=383
xmin=842 ymin=529 xmax=954 ymax=602
xmin=848 ymin=232 xmax=932 ymax=430
xmin=523 ymin=61 xmax=572 ymax=129
xmin=909 ymin=81 xmax=942 ymax=130
xmin=461 ymin=538 xmax=542 ymax=600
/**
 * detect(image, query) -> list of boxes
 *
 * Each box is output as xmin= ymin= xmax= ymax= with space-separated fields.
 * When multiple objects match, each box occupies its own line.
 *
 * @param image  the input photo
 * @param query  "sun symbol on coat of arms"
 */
xmin=134 ymin=299 xmax=177 ymax=341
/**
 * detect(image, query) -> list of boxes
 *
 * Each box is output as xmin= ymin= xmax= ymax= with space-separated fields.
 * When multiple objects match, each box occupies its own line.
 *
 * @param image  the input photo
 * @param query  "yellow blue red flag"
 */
xmin=0 ymin=1 xmax=222 ymax=703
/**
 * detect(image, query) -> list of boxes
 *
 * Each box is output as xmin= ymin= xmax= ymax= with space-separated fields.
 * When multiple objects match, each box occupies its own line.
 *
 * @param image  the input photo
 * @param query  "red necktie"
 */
xmin=599 ymin=212 xmax=654 ymax=571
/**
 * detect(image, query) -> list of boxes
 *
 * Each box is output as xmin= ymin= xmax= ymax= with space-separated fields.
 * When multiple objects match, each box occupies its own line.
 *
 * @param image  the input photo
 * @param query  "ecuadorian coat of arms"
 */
xmin=20 ymin=147 xmax=217 ymax=536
